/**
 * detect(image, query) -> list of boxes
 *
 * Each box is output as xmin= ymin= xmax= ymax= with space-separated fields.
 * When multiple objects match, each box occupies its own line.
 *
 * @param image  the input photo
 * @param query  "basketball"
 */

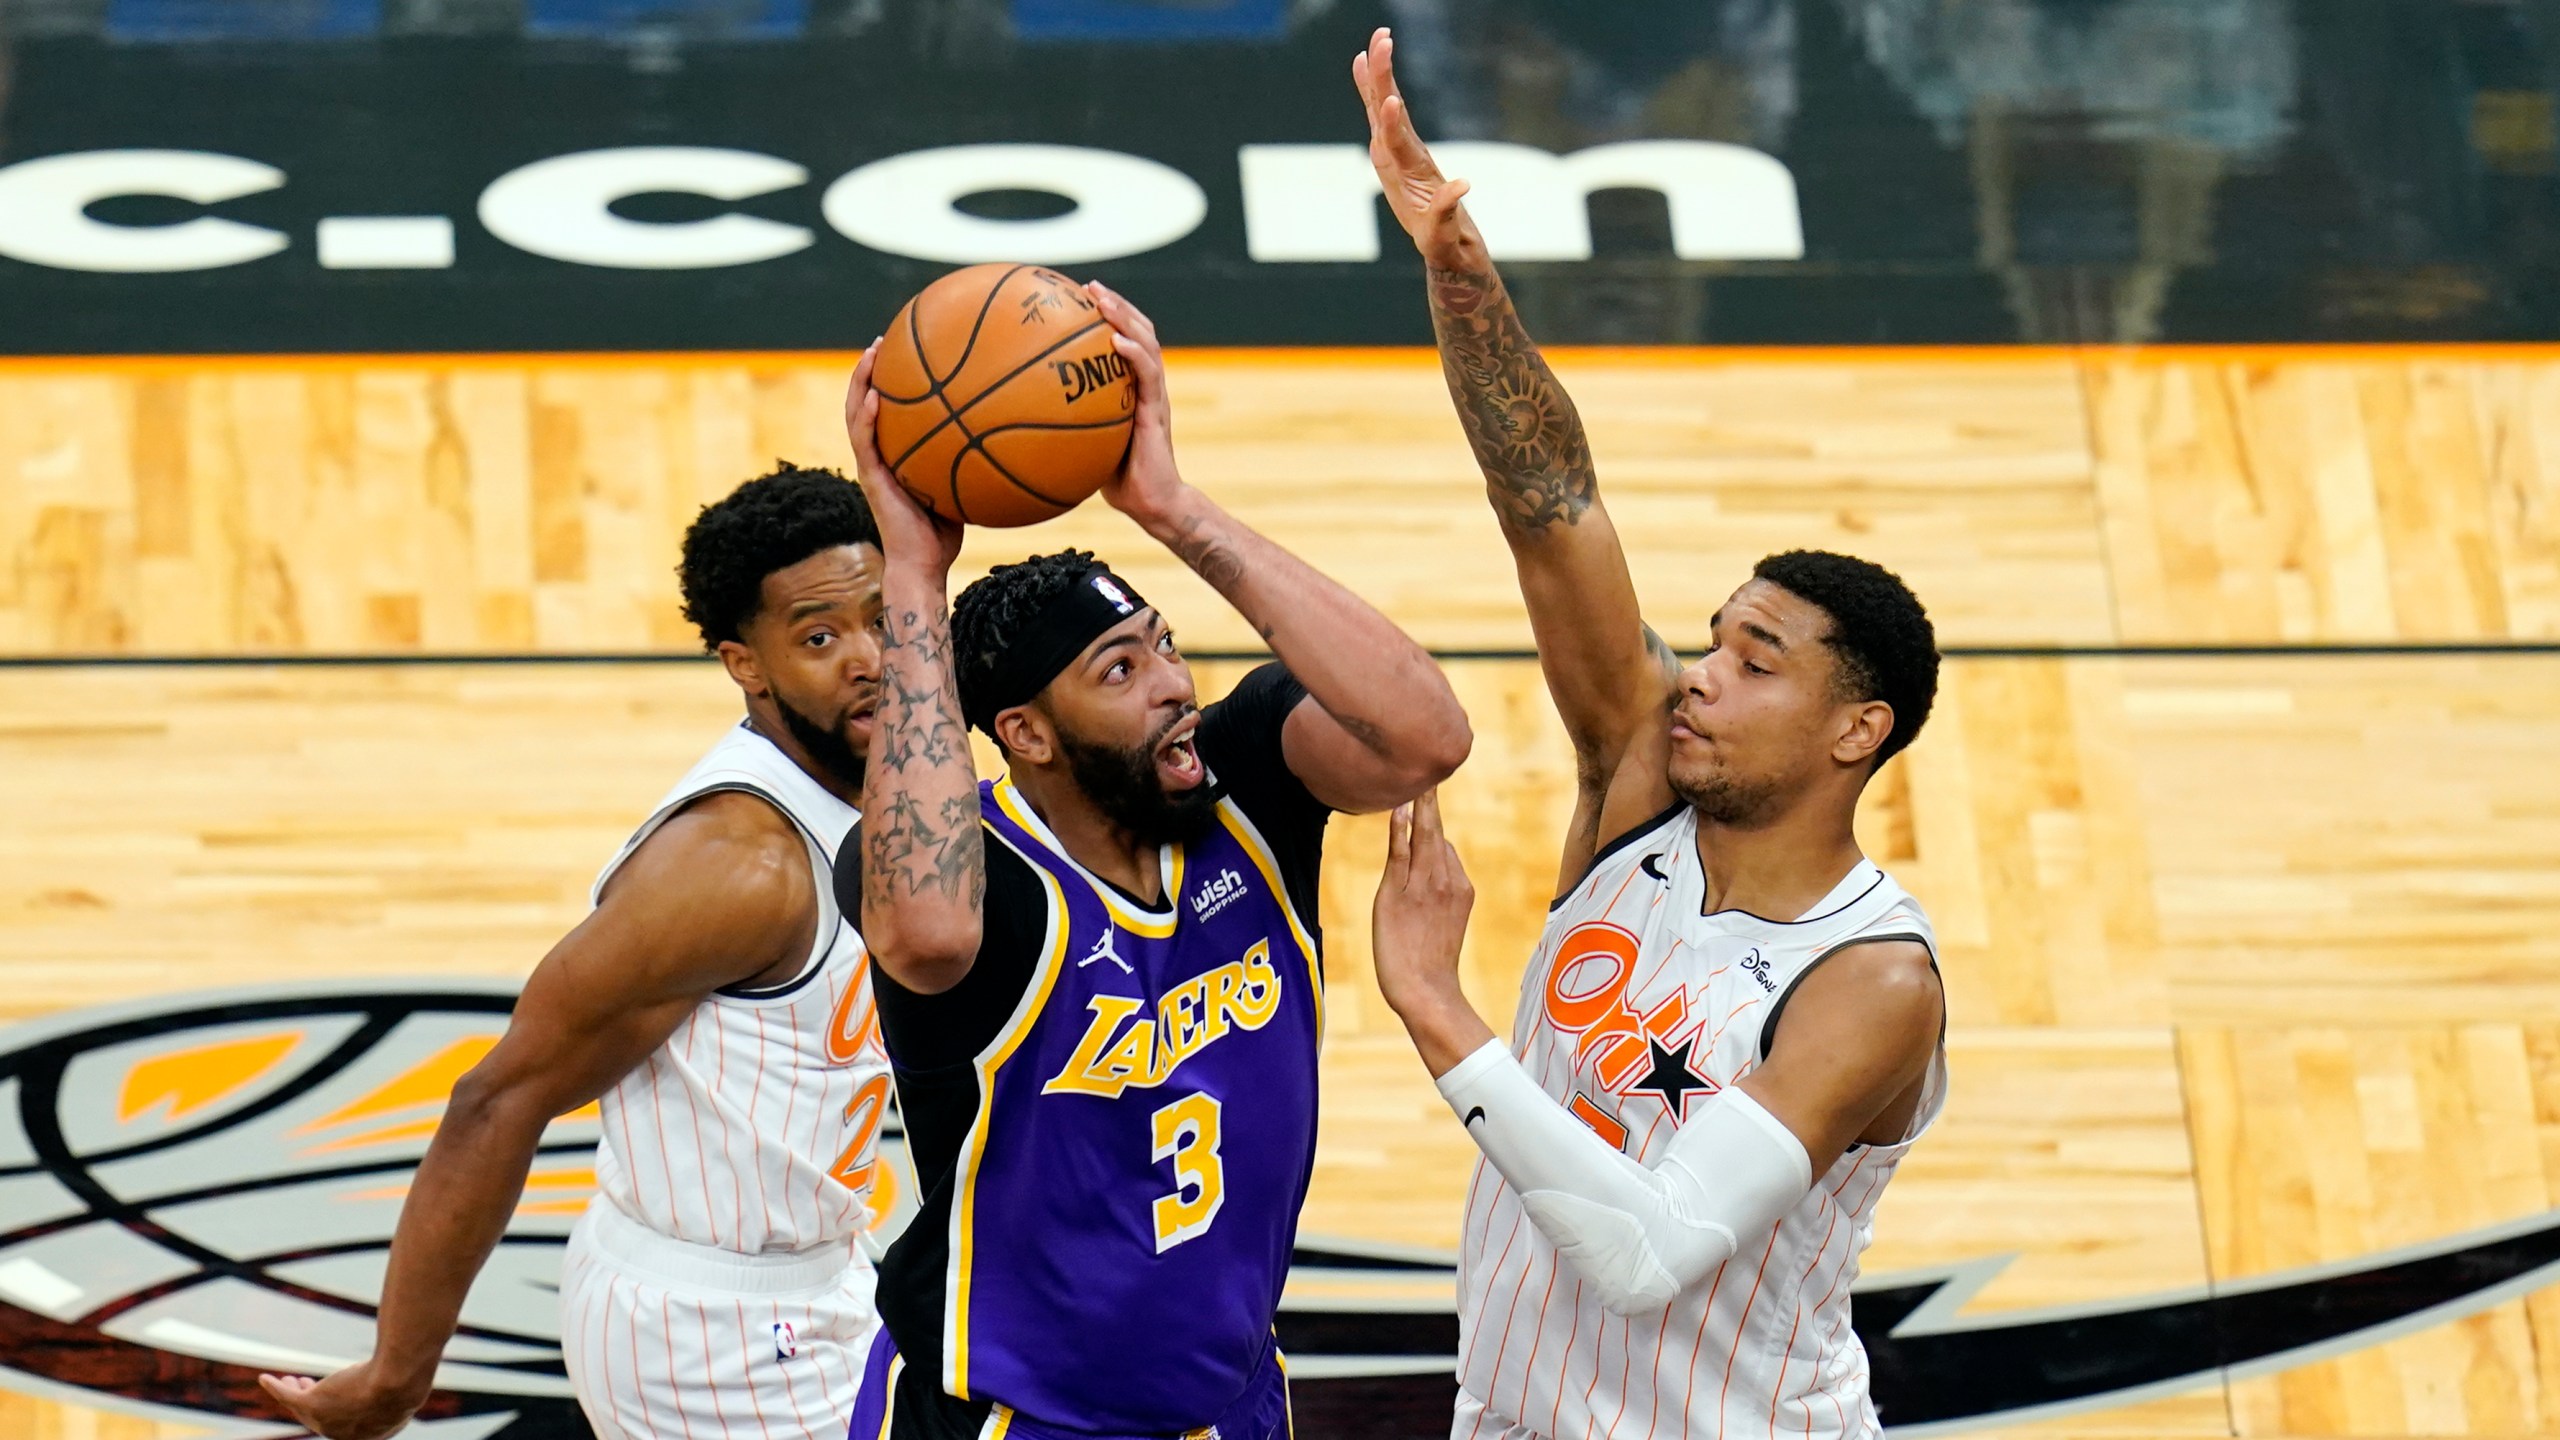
xmin=871 ymin=264 xmax=1137 ymax=528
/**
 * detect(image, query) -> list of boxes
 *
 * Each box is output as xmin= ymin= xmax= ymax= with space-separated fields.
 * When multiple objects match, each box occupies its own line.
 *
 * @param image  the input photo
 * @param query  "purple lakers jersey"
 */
xmin=936 ymin=774 xmax=1323 ymax=1433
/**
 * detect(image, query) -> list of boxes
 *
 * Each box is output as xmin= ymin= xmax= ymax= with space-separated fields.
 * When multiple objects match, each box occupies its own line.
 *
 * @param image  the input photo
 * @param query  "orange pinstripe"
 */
xmin=1512 ymin=1250 xmax=1568 ymax=1423
xmin=1461 ymin=1210 xmax=1532 ymax=1440
xmin=733 ymin=1299 xmax=775 ymax=1440
xmin=1707 ymin=1232 xmax=1787 ymax=1434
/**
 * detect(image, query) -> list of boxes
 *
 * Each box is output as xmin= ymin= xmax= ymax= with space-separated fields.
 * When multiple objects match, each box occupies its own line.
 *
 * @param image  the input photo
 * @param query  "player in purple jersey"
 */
xmin=829 ymin=281 xmax=1474 ymax=1440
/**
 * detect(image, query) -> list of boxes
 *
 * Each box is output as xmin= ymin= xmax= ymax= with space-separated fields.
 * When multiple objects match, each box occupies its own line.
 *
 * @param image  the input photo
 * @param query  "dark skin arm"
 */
xmin=1372 ymin=790 xmax=1942 ymax=1170
xmin=1353 ymin=29 xmax=1677 ymax=881
xmin=1087 ymin=281 xmax=1473 ymax=815
xmin=257 ymin=792 xmax=818 ymax=1440
xmin=843 ymin=342 xmax=983 ymax=996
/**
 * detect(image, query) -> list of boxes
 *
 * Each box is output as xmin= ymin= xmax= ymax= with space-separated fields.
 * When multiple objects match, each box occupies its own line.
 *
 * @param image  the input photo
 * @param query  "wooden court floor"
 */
xmin=4 ymin=347 xmax=2560 ymax=1438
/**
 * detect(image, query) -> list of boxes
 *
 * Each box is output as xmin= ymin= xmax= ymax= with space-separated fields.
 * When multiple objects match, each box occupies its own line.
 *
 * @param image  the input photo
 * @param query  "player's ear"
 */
xmin=717 ymin=638 xmax=767 ymax=699
xmin=995 ymin=705 xmax=1053 ymax=766
xmin=1832 ymin=700 xmax=1894 ymax=767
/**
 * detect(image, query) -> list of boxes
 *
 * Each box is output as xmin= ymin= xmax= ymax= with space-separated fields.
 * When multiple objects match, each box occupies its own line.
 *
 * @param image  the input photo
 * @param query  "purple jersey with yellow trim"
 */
xmin=940 ymin=774 xmax=1323 ymax=1433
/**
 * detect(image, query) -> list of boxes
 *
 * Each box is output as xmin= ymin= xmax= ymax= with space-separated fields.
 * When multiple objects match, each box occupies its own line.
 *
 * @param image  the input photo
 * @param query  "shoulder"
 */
xmin=612 ymin=790 xmax=812 ymax=918
xmin=1782 ymin=938 xmax=1941 ymax=1049
xmin=1199 ymin=663 xmax=1307 ymax=747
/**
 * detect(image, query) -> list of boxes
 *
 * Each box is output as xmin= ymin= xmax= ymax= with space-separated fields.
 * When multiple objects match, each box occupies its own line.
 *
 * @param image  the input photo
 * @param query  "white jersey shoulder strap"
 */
xmin=1753 ymin=866 xmax=1938 ymax=1061
xmin=1549 ymin=801 xmax=1692 ymax=916
xmin=592 ymin=720 xmax=859 ymax=1000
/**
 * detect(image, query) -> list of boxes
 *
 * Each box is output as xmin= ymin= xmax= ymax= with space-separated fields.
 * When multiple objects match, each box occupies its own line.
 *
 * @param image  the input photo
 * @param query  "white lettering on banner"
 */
xmin=0 ymin=141 xmax=1805 ymax=273
xmin=822 ymin=143 xmax=1207 ymax=265
xmin=1237 ymin=140 xmax=1805 ymax=262
xmin=477 ymin=147 xmax=813 ymax=269
xmin=0 ymin=150 xmax=288 ymax=273
xmin=1237 ymin=145 xmax=1386 ymax=262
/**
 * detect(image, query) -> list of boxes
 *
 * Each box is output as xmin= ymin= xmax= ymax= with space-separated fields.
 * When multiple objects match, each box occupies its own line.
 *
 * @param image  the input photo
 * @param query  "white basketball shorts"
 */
xmin=560 ymin=1198 xmax=884 ymax=1440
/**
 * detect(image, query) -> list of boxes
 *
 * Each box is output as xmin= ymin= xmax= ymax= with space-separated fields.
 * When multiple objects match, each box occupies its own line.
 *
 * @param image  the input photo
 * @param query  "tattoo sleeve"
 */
xmin=1426 ymin=264 xmax=1598 ymax=532
xmin=861 ymin=601 xmax=986 ymax=914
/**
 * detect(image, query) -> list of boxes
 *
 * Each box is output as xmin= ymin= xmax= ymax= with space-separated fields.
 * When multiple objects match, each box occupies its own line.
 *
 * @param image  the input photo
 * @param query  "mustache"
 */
xmin=1146 ymin=704 xmax=1199 ymax=750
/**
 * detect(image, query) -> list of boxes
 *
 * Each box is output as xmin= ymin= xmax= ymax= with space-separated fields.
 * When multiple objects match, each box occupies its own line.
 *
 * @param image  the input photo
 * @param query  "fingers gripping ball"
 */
xmin=872 ymin=264 xmax=1136 ymax=528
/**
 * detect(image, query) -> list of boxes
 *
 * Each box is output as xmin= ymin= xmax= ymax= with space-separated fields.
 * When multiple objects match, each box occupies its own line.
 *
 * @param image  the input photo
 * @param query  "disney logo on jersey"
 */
xmin=1046 ymin=940 xmax=1282 ymax=1099
xmin=1540 ymin=920 xmax=1722 ymax=1129
xmin=1740 ymin=948 xmax=1777 ymax=994
xmin=1191 ymin=866 xmax=1251 ymax=924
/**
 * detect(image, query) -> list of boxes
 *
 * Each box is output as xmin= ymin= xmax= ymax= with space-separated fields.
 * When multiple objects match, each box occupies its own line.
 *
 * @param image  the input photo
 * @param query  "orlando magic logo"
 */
xmin=0 ymin=983 xmax=2553 ymax=1436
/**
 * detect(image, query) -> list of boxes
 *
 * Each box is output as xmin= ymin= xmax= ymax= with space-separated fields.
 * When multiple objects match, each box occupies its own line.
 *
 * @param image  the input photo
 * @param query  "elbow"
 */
xmin=1412 ymin=707 xmax=1474 ymax=786
xmin=1394 ymin=709 xmax=1474 ymax=792
xmin=444 ymin=1064 xmax=546 ymax=1140
xmin=869 ymin=919 xmax=982 ymax=997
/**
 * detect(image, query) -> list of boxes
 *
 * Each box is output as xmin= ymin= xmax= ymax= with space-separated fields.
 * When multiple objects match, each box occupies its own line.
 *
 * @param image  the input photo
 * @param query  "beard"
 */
xmin=774 ymin=691 xmax=867 ymax=792
xmin=1057 ymin=708 xmax=1219 ymax=848
xmin=1668 ymin=758 xmax=1786 ymax=829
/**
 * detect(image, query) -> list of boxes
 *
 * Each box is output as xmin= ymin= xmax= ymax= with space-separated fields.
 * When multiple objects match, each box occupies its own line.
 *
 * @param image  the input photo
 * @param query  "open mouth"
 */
xmin=1155 ymin=715 xmax=1205 ymax=788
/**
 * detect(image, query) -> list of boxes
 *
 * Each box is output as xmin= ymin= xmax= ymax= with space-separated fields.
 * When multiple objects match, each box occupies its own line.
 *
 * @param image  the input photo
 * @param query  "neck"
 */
xmin=1692 ymin=792 xmax=1867 ymax=921
xmin=741 ymin=705 xmax=864 ymax=808
xmin=1009 ymin=764 xmax=1165 ymax=905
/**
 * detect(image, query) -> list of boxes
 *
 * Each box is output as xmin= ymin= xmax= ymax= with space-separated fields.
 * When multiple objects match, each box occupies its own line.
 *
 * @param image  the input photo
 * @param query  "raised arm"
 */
xmin=1353 ymin=28 xmax=1677 ymax=882
xmin=258 ymin=795 xmax=818 ymax=1440
xmin=1087 ymin=281 xmax=1470 ymax=816
xmin=844 ymin=344 xmax=984 ymax=994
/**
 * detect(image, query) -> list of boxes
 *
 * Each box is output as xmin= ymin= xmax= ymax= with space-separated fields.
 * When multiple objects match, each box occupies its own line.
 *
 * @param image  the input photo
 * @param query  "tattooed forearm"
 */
xmin=861 ymin=602 xmax=984 ymax=913
xmin=863 ymin=792 xmax=986 ymax=906
xmin=1166 ymin=511 xmax=1247 ymax=592
xmin=1426 ymin=264 xmax=1598 ymax=532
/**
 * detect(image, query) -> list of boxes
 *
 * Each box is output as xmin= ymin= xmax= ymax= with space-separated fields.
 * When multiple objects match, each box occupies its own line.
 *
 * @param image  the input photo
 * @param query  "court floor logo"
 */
xmin=0 ymin=979 xmax=916 ymax=1439
xmin=2 ymin=982 xmax=2559 ymax=1438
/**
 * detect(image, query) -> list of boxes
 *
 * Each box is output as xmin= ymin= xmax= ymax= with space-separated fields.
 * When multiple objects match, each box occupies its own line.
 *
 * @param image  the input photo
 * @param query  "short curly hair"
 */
xmin=953 ymin=548 xmax=1111 ymax=740
xmin=1751 ymin=550 xmax=1939 ymax=767
xmin=678 ymin=463 xmax=881 ymax=652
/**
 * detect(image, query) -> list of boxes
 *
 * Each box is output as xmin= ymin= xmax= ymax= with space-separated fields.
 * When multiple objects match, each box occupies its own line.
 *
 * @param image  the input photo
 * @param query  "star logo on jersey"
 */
xmin=1623 ymin=1034 xmax=1717 ymax=1119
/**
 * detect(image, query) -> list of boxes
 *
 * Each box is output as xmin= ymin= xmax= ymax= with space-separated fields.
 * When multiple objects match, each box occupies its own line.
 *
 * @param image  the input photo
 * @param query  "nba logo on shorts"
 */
xmin=773 ymin=1320 xmax=799 ymax=1361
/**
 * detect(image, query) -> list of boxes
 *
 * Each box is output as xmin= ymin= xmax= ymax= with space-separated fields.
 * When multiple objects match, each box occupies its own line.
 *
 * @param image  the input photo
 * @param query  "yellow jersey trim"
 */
xmin=874 ymin=1354 xmax=904 ymax=1440
xmin=945 ymin=827 xmax=1072 ymax=1402
xmin=1215 ymin=797 xmax=1325 ymax=1040
xmin=992 ymin=773 xmax=1184 ymax=938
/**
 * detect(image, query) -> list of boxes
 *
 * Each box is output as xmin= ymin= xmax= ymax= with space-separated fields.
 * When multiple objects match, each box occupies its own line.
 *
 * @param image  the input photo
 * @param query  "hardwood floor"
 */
xmin=3 ymin=346 xmax=2558 ymax=1437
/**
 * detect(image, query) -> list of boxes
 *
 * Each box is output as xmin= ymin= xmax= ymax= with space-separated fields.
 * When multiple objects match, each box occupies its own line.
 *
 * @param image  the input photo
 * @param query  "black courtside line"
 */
xmin=7 ymin=641 xmax=2560 ymax=668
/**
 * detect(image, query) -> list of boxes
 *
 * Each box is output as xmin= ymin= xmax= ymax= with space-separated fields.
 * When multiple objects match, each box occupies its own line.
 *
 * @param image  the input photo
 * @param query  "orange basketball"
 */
xmin=871 ymin=263 xmax=1136 ymax=528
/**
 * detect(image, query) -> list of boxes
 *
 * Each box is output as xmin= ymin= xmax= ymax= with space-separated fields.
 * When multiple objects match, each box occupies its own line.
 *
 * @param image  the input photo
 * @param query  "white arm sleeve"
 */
xmin=1436 ymin=1039 xmax=1813 ymax=1315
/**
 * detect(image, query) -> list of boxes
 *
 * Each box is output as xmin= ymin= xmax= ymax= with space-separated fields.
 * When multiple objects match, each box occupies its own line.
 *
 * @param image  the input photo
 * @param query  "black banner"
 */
xmin=0 ymin=0 xmax=2554 ymax=351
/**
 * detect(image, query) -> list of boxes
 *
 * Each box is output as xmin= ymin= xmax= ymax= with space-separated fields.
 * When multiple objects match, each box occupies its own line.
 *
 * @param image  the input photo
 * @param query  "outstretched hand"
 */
xmin=1351 ymin=27 xmax=1483 ymax=270
xmin=258 ymin=1363 xmax=420 ymax=1440
xmin=1372 ymin=788 xmax=1476 ymax=1012
xmin=845 ymin=340 xmax=966 ymax=577
xmin=1087 ymin=280 xmax=1188 ymax=529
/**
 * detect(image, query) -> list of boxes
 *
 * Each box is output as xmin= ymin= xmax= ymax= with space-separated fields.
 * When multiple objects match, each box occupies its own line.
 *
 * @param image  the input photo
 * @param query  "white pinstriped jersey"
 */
xmin=1454 ymin=805 xmax=1944 ymax=1440
xmin=586 ymin=721 xmax=896 ymax=1255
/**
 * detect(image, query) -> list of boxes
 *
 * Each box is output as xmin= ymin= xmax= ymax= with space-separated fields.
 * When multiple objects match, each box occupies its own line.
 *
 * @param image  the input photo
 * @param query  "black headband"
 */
xmin=960 ymin=564 xmax=1151 ymax=733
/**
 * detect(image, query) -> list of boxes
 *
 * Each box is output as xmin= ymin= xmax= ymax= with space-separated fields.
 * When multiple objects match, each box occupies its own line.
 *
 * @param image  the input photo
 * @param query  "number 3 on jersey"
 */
xmin=1149 ymin=1092 xmax=1224 ymax=1252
